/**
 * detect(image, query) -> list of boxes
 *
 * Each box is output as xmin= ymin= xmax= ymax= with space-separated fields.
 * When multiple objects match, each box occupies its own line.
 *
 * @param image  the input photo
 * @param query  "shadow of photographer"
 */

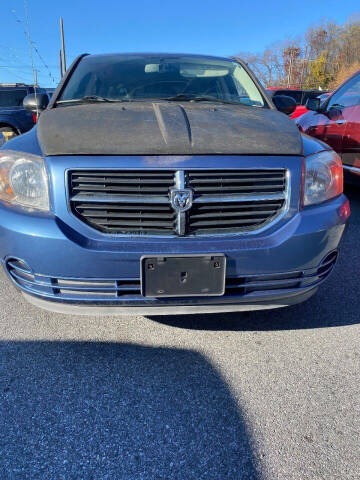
xmin=0 ymin=340 xmax=262 ymax=480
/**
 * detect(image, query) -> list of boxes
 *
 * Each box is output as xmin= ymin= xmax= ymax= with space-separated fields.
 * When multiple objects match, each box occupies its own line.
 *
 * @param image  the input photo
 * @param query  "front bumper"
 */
xmin=22 ymin=287 xmax=318 ymax=315
xmin=0 ymin=191 xmax=348 ymax=314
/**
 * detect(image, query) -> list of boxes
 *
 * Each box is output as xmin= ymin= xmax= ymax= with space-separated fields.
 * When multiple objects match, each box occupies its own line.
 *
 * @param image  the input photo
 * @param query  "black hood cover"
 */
xmin=37 ymin=102 xmax=303 ymax=156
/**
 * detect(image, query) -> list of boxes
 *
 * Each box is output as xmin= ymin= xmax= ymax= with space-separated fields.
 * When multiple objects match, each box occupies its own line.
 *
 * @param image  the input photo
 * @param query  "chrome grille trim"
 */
xmin=70 ymin=194 xmax=171 ymax=204
xmin=71 ymin=192 xmax=286 ymax=204
xmin=68 ymin=169 xmax=290 ymax=237
xmin=174 ymin=170 xmax=186 ymax=236
xmin=6 ymin=251 xmax=337 ymax=302
xmin=194 ymin=192 xmax=286 ymax=203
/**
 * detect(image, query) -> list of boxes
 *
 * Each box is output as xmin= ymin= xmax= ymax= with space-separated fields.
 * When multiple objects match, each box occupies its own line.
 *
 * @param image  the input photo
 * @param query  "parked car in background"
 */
xmin=296 ymin=69 xmax=360 ymax=184
xmin=0 ymin=53 xmax=349 ymax=315
xmin=267 ymin=88 xmax=326 ymax=119
xmin=0 ymin=83 xmax=47 ymax=142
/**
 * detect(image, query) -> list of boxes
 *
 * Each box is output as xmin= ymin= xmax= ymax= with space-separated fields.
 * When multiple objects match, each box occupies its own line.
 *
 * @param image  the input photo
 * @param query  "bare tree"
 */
xmin=235 ymin=15 xmax=360 ymax=90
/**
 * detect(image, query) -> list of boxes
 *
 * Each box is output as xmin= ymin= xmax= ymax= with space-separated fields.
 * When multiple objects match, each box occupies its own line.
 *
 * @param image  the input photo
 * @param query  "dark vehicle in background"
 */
xmin=0 ymin=83 xmax=47 ymax=142
xmin=267 ymin=88 xmax=325 ymax=119
xmin=0 ymin=53 xmax=349 ymax=315
xmin=296 ymin=70 xmax=360 ymax=184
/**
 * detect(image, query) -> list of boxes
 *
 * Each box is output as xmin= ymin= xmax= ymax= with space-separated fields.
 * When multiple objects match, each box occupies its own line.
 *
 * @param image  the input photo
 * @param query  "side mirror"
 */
xmin=305 ymin=97 xmax=321 ymax=112
xmin=272 ymin=95 xmax=296 ymax=115
xmin=23 ymin=93 xmax=49 ymax=113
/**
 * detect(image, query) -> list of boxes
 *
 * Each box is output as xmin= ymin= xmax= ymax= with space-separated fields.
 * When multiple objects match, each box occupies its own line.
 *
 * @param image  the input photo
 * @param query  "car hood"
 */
xmin=37 ymin=102 xmax=303 ymax=156
xmin=0 ymin=106 xmax=23 ymax=113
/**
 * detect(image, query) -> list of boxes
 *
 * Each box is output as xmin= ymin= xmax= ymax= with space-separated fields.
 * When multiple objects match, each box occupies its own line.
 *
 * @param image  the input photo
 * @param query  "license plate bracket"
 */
xmin=141 ymin=254 xmax=226 ymax=298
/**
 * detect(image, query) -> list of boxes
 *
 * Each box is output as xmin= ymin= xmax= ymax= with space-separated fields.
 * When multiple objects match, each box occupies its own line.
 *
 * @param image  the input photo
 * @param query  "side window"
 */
xmin=327 ymin=74 xmax=360 ymax=110
xmin=232 ymin=64 xmax=264 ymax=106
xmin=0 ymin=90 xmax=27 ymax=107
xmin=275 ymin=90 xmax=302 ymax=105
xmin=302 ymin=91 xmax=320 ymax=104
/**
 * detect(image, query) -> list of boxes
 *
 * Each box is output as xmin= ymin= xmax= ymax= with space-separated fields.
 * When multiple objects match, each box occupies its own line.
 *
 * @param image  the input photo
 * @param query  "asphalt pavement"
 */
xmin=0 ymin=185 xmax=359 ymax=480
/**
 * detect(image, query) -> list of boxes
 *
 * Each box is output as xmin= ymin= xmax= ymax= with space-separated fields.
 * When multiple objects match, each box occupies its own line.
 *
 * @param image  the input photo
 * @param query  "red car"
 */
xmin=267 ymin=88 xmax=325 ymax=119
xmin=296 ymin=70 xmax=360 ymax=183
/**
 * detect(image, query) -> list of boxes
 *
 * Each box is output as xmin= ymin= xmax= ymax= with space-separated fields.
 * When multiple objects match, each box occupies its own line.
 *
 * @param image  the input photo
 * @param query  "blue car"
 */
xmin=0 ymin=83 xmax=47 ymax=142
xmin=0 ymin=53 xmax=350 ymax=315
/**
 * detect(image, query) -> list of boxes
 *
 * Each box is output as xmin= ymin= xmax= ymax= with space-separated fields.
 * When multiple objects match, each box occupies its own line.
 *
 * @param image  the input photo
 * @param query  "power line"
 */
xmin=23 ymin=0 xmax=39 ymax=119
xmin=0 ymin=42 xmax=57 ymax=83
xmin=31 ymin=42 xmax=57 ymax=83
xmin=0 ymin=64 xmax=47 ymax=69
xmin=0 ymin=66 xmax=29 ymax=82
xmin=0 ymin=67 xmax=54 ymax=82
xmin=10 ymin=8 xmax=57 ymax=85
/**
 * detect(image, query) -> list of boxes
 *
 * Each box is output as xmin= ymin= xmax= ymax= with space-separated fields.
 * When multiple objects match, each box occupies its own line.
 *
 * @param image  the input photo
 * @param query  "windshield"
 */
xmin=0 ymin=89 xmax=27 ymax=107
xmin=59 ymin=55 xmax=265 ymax=107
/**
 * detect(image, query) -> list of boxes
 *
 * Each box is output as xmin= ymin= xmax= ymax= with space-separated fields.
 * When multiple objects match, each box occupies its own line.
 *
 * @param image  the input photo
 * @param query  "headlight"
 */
xmin=0 ymin=150 xmax=49 ymax=211
xmin=303 ymin=150 xmax=343 ymax=207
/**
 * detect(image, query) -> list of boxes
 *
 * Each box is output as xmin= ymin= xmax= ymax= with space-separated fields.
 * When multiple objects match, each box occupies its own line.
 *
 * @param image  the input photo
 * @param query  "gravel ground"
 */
xmin=0 ymin=186 xmax=359 ymax=480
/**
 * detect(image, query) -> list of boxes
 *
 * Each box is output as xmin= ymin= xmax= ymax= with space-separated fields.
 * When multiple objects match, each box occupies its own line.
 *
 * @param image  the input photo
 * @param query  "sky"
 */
xmin=0 ymin=0 xmax=359 ymax=87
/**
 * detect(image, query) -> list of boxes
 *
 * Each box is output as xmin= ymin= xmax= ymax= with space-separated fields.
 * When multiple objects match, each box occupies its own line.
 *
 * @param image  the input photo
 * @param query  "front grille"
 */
xmin=69 ymin=169 xmax=288 ymax=236
xmin=70 ymin=170 xmax=176 ymax=235
xmin=226 ymin=251 xmax=338 ymax=295
xmin=188 ymin=200 xmax=285 ymax=234
xmin=6 ymin=252 xmax=337 ymax=303
xmin=188 ymin=170 xmax=286 ymax=195
xmin=72 ymin=202 xmax=176 ymax=235
xmin=71 ymin=170 xmax=176 ymax=195
xmin=6 ymin=258 xmax=142 ymax=300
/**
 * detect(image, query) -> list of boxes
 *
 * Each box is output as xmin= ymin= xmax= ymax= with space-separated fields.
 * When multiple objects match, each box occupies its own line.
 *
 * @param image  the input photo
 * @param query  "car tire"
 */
xmin=0 ymin=126 xmax=18 ymax=142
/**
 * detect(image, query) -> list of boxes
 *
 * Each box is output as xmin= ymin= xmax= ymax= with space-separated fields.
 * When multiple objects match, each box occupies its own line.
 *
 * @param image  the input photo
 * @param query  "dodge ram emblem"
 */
xmin=170 ymin=189 xmax=193 ymax=212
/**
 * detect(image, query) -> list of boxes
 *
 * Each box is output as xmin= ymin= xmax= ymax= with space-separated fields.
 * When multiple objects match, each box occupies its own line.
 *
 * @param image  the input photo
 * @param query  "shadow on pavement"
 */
xmin=0 ymin=341 xmax=262 ymax=480
xmin=147 ymin=185 xmax=360 ymax=332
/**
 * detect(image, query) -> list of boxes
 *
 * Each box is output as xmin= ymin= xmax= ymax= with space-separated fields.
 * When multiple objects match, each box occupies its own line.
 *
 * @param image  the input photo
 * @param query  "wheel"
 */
xmin=0 ymin=126 xmax=18 ymax=143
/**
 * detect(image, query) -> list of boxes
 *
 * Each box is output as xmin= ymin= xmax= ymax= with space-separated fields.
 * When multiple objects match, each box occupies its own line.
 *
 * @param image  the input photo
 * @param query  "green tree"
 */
xmin=305 ymin=54 xmax=335 ymax=89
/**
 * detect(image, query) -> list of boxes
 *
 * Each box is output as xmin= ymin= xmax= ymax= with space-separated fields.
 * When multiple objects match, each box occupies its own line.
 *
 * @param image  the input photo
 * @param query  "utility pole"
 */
xmin=60 ymin=17 xmax=67 ymax=76
xmin=59 ymin=49 xmax=63 ymax=77
xmin=287 ymin=50 xmax=293 ymax=88
xmin=299 ymin=45 xmax=308 ymax=90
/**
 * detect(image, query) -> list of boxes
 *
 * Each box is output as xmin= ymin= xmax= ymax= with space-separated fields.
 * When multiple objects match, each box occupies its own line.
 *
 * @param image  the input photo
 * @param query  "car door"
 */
xmin=339 ymin=73 xmax=360 ymax=170
xmin=316 ymin=73 xmax=360 ymax=158
xmin=298 ymin=82 xmax=359 ymax=155
xmin=304 ymin=108 xmax=346 ymax=154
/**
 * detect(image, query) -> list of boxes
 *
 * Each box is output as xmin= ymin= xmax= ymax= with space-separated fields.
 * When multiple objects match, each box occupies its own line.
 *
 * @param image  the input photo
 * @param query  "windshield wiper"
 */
xmin=56 ymin=95 xmax=123 ymax=105
xmin=164 ymin=94 xmax=239 ymax=105
xmin=55 ymin=94 xmax=240 ymax=106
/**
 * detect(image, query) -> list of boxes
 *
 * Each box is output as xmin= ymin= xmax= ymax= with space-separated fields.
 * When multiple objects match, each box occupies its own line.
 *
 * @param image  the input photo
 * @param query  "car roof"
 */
xmin=267 ymin=88 xmax=320 ymax=93
xmin=0 ymin=84 xmax=30 ymax=89
xmin=84 ymin=52 xmax=236 ymax=63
